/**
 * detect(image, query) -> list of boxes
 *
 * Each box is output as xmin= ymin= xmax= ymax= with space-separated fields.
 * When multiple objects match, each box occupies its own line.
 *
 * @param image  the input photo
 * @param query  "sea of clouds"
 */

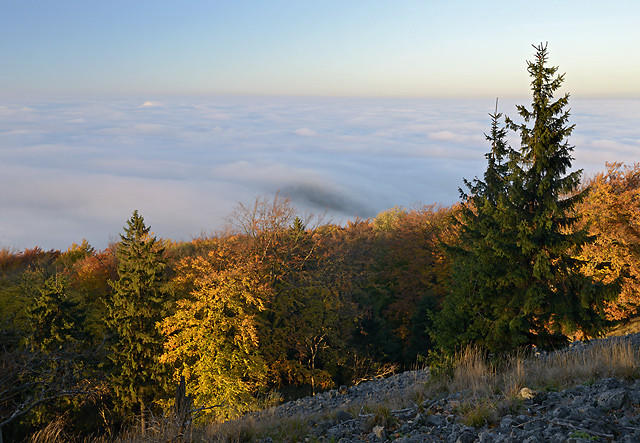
xmin=0 ymin=95 xmax=638 ymax=250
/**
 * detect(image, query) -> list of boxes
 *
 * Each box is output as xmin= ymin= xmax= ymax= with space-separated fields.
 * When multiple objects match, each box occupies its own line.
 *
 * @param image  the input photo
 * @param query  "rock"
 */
xmin=551 ymin=406 xmax=570 ymax=419
xmin=426 ymin=413 xmax=447 ymax=427
xmin=240 ymin=333 xmax=640 ymax=443
xmin=499 ymin=414 xmax=515 ymax=429
xmin=593 ymin=377 xmax=624 ymax=391
xmin=454 ymin=426 xmax=477 ymax=443
xmin=477 ymin=430 xmax=495 ymax=442
xmin=519 ymin=387 xmax=536 ymax=400
xmin=597 ymin=388 xmax=627 ymax=411
xmin=335 ymin=410 xmax=353 ymax=422
xmin=372 ymin=425 xmax=386 ymax=440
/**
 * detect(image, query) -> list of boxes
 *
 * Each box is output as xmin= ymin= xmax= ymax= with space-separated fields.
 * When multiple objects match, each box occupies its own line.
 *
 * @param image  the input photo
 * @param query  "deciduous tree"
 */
xmin=574 ymin=162 xmax=640 ymax=320
xmin=160 ymin=236 xmax=269 ymax=420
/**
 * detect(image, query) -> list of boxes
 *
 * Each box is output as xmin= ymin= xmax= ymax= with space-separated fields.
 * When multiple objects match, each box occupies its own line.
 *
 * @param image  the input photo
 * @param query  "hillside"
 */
xmin=196 ymin=334 xmax=640 ymax=443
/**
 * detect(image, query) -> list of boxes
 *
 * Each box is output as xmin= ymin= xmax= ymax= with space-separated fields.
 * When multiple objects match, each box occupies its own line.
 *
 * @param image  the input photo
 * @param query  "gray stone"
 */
xmin=372 ymin=425 xmax=386 ymax=441
xmin=454 ymin=426 xmax=477 ymax=443
xmin=547 ymin=434 xmax=565 ymax=443
xmin=499 ymin=415 xmax=515 ymax=429
xmin=551 ymin=406 xmax=571 ymax=418
xmin=335 ymin=410 xmax=353 ymax=422
xmin=593 ymin=377 xmax=623 ymax=391
xmin=597 ymin=388 xmax=627 ymax=411
xmin=426 ymin=413 xmax=447 ymax=427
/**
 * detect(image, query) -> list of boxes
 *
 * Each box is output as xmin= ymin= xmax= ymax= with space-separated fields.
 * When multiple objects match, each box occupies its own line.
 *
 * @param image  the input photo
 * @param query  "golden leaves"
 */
xmin=575 ymin=162 xmax=640 ymax=320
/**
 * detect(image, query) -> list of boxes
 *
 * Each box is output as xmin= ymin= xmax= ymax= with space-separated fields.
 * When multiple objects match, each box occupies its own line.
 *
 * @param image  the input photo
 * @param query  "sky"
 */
xmin=1 ymin=1 xmax=639 ymax=97
xmin=0 ymin=1 xmax=639 ymax=250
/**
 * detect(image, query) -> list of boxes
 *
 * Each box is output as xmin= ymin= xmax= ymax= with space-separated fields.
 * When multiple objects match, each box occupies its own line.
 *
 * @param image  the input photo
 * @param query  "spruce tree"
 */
xmin=435 ymin=44 xmax=618 ymax=353
xmin=435 ymin=104 xmax=525 ymax=352
xmin=106 ymin=210 xmax=170 ymax=431
xmin=504 ymin=43 xmax=617 ymax=348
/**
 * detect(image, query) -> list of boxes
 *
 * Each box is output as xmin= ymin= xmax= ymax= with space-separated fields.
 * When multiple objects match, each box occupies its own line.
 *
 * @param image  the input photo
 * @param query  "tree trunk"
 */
xmin=310 ymin=342 xmax=317 ymax=395
xmin=140 ymin=401 xmax=146 ymax=436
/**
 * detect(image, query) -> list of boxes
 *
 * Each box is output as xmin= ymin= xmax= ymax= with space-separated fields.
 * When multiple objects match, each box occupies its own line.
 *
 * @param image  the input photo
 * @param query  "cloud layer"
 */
xmin=0 ymin=96 xmax=637 ymax=250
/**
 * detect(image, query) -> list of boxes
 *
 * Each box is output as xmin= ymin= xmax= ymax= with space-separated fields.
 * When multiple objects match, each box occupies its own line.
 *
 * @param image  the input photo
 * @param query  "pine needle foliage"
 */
xmin=27 ymin=276 xmax=83 ymax=353
xmin=435 ymin=43 xmax=619 ymax=354
xmin=106 ymin=210 xmax=171 ymax=428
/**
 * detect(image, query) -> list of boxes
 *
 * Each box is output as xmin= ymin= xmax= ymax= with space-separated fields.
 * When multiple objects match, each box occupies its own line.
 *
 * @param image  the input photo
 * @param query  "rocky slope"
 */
xmin=246 ymin=335 xmax=640 ymax=442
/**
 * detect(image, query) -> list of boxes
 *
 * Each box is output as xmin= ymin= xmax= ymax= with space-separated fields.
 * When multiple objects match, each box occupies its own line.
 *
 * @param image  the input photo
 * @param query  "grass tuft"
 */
xmin=459 ymin=399 xmax=498 ymax=428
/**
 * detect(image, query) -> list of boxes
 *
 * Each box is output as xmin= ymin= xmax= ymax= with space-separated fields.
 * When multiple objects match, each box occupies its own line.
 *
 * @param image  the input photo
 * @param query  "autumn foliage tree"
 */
xmin=161 ymin=195 xmax=310 ymax=418
xmin=159 ymin=235 xmax=270 ymax=419
xmin=160 ymin=194 xmax=370 ymax=417
xmin=575 ymin=162 xmax=640 ymax=320
xmin=373 ymin=204 xmax=458 ymax=362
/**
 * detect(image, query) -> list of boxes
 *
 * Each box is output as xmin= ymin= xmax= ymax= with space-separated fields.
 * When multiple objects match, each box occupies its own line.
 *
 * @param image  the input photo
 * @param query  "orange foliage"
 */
xmin=67 ymin=246 xmax=117 ymax=294
xmin=576 ymin=163 xmax=640 ymax=320
xmin=0 ymin=247 xmax=60 ymax=273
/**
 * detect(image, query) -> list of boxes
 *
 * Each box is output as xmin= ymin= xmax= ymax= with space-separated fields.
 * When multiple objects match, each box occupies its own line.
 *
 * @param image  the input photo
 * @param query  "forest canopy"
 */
xmin=1 ymin=44 xmax=638 ymax=442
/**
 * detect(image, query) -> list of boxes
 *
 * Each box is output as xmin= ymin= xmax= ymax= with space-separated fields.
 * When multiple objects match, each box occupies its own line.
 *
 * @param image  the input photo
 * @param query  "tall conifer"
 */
xmin=106 ymin=210 xmax=170 ymax=431
xmin=435 ymin=104 xmax=525 ymax=351
xmin=504 ymin=43 xmax=617 ymax=348
xmin=435 ymin=44 xmax=618 ymax=353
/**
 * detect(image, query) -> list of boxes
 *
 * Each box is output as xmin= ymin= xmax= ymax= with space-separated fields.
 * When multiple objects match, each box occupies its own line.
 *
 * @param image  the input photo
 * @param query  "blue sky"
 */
xmin=0 ymin=1 xmax=639 ymax=249
xmin=1 ymin=1 xmax=638 ymax=97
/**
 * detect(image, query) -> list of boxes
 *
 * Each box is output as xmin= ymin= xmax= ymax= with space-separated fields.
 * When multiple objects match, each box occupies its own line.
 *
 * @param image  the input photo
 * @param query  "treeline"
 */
xmin=0 ymin=199 xmax=457 ymax=440
xmin=2 ymin=160 xmax=639 ymax=440
xmin=2 ymin=44 xmax=640 ymax=441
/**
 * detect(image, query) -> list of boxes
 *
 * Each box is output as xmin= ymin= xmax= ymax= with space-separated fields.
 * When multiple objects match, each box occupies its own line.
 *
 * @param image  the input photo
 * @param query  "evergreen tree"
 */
xmin=26 ymin=275 xmax=83 ymax=353
xmin=106 ymin=210 xmax=170 ymax=431
xmin=435 ymin=104 xmax=524 ymax=352
xmin=435 ymin=44 xmax=618 ymax=353
xmin=503 ymin=43 xmax=617 ymax=348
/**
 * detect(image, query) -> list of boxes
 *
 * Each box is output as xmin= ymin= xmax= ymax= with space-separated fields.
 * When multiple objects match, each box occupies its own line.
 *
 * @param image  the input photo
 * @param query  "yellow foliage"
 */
xmin=575 ymin=162 xmax=640 ymax=320
xmin=159 ymin=237 xmax=270 ymax=420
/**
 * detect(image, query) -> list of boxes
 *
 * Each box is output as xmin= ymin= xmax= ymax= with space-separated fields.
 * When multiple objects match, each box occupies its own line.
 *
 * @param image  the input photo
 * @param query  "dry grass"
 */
xmin=607 ymin=316 xmax=640 ymax=337
xmin=427 ymin=337 xmax=640 ymax=402
xmin=29 ymin=337 xmax=640 ymax=442
xmin=450 ymin=346 xmax=496 ymax=396
xmin=457 ymin=398 xmax=499 ymax=428
xmin=28 ymin=418 xmax=67 ymax=443
xmin=419 ymin=337 xmax=640 ymax=432
xmin=524 ymin=338 xmax=640 ymax=390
